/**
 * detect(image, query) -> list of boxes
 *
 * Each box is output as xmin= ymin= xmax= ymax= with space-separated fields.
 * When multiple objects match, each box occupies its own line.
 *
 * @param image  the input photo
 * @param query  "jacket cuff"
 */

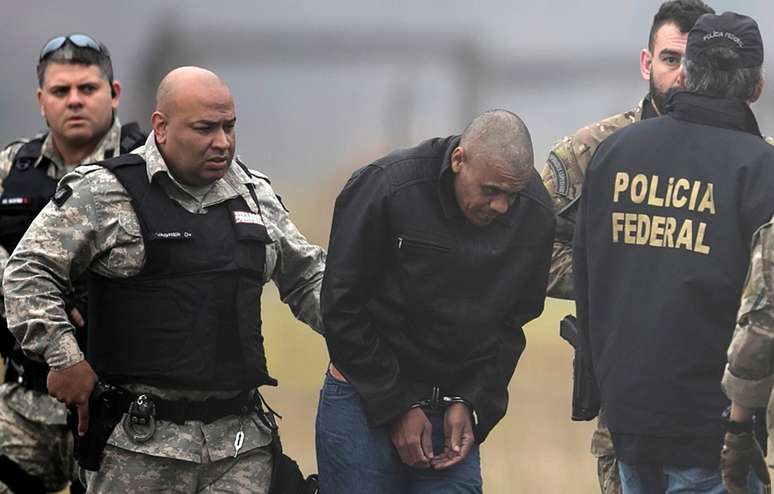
xmin=722 ymin=365 xmax=774 ymax=408
xmin=44 ymin=333 xmax=85 ymax=370
xmin=361 ymin=385 xmax=419 ymax=428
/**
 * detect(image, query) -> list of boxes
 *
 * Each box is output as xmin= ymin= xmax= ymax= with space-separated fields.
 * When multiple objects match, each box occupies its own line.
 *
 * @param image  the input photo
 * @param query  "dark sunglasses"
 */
xmin=39 ymin=33 xmax=107 ymax=61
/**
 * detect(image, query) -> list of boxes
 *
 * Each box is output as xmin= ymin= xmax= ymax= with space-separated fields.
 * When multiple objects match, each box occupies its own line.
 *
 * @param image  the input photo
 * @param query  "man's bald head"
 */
xmin=155 ymin=66 xmax=230 ymax=114
xmin=450 ymin=110 xmax=534 ymax=226
xmin=459 ymin=109 xmax=534 ymax=174
xmin=151 ymin=66 xmax=237 ymax=187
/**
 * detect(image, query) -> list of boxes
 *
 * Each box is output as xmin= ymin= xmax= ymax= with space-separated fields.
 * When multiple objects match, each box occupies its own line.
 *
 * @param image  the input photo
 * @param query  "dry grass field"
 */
xmin=260 ymin=289 xmax=599 ymax=493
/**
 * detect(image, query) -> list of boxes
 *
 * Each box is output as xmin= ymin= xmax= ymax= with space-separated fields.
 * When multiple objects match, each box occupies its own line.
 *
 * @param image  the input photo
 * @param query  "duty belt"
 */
xmin=109 ymin=386 xmax=255 ymax=425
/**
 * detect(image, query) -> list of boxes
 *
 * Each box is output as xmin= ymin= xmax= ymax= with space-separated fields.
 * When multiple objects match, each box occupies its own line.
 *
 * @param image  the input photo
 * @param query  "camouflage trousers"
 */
xmin=0 ymin=384 xmax=72 ymax=492
xmin=592 ymin=409 xmax=621 ymax=494
xmin=81 ymin=443 xmax=273 ymax=493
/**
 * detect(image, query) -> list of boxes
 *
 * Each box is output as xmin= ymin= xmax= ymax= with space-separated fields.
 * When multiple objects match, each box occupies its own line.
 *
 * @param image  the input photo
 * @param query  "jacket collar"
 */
xmin=665 ymin=90 xmax=763 ymax=138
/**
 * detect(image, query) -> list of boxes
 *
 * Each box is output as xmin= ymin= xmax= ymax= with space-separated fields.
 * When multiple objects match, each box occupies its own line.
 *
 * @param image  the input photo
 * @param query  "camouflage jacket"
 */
xmin=3 ymin=132 xmax=326 ymax=461
xmin=0 ymin=119 xmax=123 ymax=426
xmin=541 ymin=98 xmax=650 ymax=299
xmin=722 ymin=217 xmax=774 ymax=410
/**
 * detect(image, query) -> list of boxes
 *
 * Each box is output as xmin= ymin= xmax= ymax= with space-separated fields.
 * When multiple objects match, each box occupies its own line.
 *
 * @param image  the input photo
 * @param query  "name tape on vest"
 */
xmin=0 ymin=196 xmax=32 ymax=206
xmin=153 ymin=231 xmax=193 ymax=240
xmin=233 ymin=211 xmax=263 ymax=226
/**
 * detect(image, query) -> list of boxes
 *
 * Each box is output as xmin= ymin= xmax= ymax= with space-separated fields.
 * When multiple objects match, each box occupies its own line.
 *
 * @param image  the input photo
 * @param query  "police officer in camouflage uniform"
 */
xmin=541 ymin=2 xmax=714 ymax=492
xmin=720 ymin=215 xmax=774 ymax=494
xmin=0 ymin=33 xmax=145 ymax=494
xmin=3 ymin=66 xmax=325 ymax=493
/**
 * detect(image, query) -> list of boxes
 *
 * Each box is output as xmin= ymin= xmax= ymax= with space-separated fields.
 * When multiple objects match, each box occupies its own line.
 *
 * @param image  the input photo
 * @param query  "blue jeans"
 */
xmin=316 ymin=372 xmax=483 ymax=494
xmin=618 ymin=460 xmax=765 ymax=494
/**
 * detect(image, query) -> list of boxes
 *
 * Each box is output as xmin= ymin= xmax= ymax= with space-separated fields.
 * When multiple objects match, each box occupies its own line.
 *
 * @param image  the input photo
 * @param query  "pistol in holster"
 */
xmin=559 ymin=314 xmax=601 ymax=422
xmin=68 ymin=381 xmax=129 ymax=471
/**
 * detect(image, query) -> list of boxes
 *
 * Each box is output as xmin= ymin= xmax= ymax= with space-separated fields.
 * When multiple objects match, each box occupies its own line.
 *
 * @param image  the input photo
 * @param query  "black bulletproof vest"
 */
xmin=0 ymin=123 xmax=146 ymax=254
xmin=87 ymin=154 xmax=277 ymax=391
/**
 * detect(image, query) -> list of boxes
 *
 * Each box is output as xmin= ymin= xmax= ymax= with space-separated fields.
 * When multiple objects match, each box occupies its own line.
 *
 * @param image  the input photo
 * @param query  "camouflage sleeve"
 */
xmin=254 ymin=179 xmax=326 ymax=334
xmin=541 ymin=137 xmax=584 ymax=300
xmin=3 ymin=166 xmax=141 ymax=369
xmin=722 ymin=220 xmax=774 ymax=408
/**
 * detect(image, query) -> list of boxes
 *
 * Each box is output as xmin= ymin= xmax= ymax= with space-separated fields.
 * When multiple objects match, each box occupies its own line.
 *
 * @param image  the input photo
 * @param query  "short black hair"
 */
xmin=648 ymin=0 xmax=715 ymax=50
xmin=36 ymin=40 xmax=114 ymax=88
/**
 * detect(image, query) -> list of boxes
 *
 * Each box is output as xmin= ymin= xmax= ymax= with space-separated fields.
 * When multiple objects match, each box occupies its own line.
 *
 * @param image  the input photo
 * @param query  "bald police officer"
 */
xmin=0 ymin=33 xmax=145 ymax=494
xmin=4 ymin=66 xmax=324 ymax=493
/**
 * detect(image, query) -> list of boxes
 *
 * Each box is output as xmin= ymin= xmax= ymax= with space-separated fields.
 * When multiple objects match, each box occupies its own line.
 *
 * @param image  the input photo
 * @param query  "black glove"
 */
xmin=721 ymin=430 xmax=771 ymax=494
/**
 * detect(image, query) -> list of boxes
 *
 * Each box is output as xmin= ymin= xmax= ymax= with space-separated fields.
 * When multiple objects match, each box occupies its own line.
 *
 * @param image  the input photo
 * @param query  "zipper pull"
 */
xmin=398 ymin=236 xmax=403 ymax=249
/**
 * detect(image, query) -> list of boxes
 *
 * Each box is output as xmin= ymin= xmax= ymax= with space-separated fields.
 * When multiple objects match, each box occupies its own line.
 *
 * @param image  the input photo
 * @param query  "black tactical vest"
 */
xmin=0 ymin=123 xmax=146 ymax=254
xmin=0 ymin=124 xmax=147 ymax=390
xmin=86 ymin=154 xmax=277 ymax=391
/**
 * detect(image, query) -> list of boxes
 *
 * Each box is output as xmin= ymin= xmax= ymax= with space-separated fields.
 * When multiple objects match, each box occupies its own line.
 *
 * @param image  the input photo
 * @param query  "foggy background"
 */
xmin=3 ymin=1 xmax=773 ymax=492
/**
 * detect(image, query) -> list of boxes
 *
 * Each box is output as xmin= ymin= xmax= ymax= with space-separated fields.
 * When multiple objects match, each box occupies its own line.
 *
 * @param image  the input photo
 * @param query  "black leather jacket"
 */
xmin=322 ymin=135 xmax=555 ymax=442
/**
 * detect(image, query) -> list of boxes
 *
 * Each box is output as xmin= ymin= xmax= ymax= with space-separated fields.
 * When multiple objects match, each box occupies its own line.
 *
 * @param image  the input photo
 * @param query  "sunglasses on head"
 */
xmin=39 ymin=33 xmax=107 ymax=61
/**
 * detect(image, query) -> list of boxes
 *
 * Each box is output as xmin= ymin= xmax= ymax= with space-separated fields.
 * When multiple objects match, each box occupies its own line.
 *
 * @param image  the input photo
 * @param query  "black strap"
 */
xmin=0 ymin=455 xmax=48 ymax=494
xmin=109 ymin=388 xmax=254 ymax=425
xmin=118 ymin=122 xmax=146 ymax=154
xmin=153 ymin=391 xmax=253 ymax=425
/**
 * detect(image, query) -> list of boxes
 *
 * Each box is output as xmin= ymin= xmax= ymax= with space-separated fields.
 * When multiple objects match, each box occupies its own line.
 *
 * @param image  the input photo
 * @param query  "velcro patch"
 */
xmin=547 ymin=152 xmax=569 ymax=197
xmin=52 ymin=185 xmax=73 ymax=207
xmin=233 ymin=211 xmax=263 ymax=225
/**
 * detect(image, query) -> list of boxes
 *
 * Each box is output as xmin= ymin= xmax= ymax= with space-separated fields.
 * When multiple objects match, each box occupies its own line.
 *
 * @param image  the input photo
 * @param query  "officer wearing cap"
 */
xmin=574 ymin=11 xmax=774 ymax=493
xmin=0 ymin=33 xmax=145 ymax=494
xmin=540 ymin=3 xmax=715 ymax=491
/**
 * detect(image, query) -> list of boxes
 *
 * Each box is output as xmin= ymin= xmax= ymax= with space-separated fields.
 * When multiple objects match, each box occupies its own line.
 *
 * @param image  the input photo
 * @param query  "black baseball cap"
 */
xmin=686 ymin=12 xmax=763 ymax=69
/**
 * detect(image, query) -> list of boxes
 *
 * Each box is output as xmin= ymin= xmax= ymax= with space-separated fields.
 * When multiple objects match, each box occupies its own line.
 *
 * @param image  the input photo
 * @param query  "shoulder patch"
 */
xmin=546 ymin=151 xmax=570 ymax=197
xmin=52 ymin=185 xmax=73 ymax=207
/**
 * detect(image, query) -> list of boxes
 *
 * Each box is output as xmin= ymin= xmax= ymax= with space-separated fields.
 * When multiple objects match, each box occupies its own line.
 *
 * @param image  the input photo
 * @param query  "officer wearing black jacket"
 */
xmin=0 ymin=33 xmax=144 ymax=494
xmin=318 ymin=110 xmax=555 ymax=493
xmin=574 ymin=12 xmax=774 ymax=493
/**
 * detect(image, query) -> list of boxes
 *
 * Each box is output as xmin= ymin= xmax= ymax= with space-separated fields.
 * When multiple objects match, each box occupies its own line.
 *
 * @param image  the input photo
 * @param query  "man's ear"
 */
xmin=110 ymin=80 xmax=122 ymax=109
xmin=151 ymin=111 xmax=168 ymax=144
xmin=640 ymin=48 xmax=653 ymax=81
xmin=450 ymin=146 xmax=465 ymax=173
xmin=37 ymin=88 xmax=46 ymax=119
xmin=749 ymin=79 xmax=764 ymax=104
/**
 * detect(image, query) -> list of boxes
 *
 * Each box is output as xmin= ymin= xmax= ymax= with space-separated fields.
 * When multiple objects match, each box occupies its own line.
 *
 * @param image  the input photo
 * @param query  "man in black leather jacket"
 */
xmin=317 ymin=109 xmax=555 ymax=493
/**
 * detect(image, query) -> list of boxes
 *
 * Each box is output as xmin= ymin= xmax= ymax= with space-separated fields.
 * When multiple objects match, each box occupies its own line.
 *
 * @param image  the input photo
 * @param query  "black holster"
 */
xmin=68 ymin=382 xmax=129 ymax=471
xmin=559 ymin=315 xmax=601 ymax=421
xmin=256 ymin=393 xmax=318 ymax=494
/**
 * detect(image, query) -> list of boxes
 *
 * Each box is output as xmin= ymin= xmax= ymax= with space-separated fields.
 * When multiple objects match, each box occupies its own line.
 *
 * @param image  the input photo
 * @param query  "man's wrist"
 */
xmin=722 ymin=405 xmax=754 ymax=434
